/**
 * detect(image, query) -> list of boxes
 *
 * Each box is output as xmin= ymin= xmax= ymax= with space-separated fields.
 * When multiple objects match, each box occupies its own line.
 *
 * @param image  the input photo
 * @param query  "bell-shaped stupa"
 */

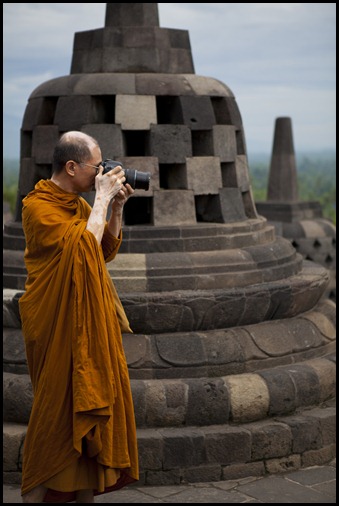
xmin=4 ymin=3 xmax=335 ymax=486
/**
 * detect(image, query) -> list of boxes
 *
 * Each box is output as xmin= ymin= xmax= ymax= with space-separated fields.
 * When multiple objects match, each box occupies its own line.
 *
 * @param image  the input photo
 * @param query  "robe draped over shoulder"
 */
xmin=19 ymin=179 xmax=138 ymax=501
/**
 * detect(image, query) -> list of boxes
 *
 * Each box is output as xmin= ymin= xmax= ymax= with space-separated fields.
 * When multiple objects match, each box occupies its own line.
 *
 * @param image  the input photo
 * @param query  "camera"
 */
xmin=102 ymin=159 xmax=150 ymax=191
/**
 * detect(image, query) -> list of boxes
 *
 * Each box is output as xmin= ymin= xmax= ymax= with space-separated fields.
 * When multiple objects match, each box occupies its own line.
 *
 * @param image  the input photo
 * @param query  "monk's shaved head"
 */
xmin=61 ymin=131 xmax=98 ymax=147
xmin=52 ymin=131 xmax=99 ymax=174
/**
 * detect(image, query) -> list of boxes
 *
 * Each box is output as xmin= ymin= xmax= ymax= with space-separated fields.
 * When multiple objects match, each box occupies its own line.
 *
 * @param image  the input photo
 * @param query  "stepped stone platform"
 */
xmin=3 ymin=285 xmax=336 ymax=485
xmin=3 ymin=4 xmax=336 ymax=488
xmin=4 ymin=402 xmax=336 ymax=487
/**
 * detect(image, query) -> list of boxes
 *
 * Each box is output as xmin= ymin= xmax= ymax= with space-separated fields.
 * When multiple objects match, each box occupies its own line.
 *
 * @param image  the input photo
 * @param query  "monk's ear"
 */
xmin=65 ymin=160 xmax=76 ymax=177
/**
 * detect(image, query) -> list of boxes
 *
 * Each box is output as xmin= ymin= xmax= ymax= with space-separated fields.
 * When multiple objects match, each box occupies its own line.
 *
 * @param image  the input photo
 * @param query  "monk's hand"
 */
xmin=95 ymin=165 xmax=126 ymax=202
xmin=111 ymin=183 xmax=134 ymax=215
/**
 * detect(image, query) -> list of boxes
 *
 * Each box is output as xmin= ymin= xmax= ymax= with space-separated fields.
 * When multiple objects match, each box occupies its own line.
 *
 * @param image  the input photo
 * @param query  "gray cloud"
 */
xmin=3 ymin=3 xmax=336 ymax=158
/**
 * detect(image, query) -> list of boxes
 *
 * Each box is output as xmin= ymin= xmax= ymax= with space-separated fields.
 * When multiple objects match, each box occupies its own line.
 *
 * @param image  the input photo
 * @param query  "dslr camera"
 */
xmin=102 ymin=159 xmax=150 ymax=191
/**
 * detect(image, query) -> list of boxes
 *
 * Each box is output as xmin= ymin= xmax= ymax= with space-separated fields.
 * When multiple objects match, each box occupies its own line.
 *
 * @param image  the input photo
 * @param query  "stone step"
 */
xmin=3 ymin=235 xmax=26 ymax=250
xmin=3 ymin=353 xmax=336 ymax=427
xmin=3 ymin=220 xmax=273 ymax=253
xmin=5 ymin=262 xmax=331 ymax=333
xmin=4 ymin=296 xmax=335 ymax=378
xmin=3 ymin=402 xmax=336 ymax=486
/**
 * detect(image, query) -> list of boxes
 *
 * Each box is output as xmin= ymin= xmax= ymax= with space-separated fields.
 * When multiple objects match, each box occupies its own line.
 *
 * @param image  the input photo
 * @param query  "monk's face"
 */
xmin=72 ymin=145 xmax=103 ymax=192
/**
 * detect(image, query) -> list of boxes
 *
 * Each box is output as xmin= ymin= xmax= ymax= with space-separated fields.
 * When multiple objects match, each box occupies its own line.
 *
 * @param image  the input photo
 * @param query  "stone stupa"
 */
xmin=4 ymin=3 xmax=335 ymax=486
xmin=256 ymin=117 xmax=336 ymax=302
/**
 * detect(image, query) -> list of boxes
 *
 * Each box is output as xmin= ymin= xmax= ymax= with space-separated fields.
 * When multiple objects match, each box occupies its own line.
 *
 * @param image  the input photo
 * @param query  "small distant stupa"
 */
xmin=256 ymin=117 xmax=336 ymax=302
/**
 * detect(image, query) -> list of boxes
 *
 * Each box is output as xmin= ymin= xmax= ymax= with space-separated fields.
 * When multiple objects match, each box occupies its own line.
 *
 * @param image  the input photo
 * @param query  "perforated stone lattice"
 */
xmin=18 ymin=74 xmax=258 ymax=227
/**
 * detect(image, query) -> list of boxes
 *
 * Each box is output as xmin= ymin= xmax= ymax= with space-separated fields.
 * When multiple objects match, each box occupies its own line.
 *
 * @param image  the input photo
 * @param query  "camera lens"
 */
xmin=101 ymin=160 xmax=150 ymax=191
xmin=125 ymin=169 xmax=150 ymax=191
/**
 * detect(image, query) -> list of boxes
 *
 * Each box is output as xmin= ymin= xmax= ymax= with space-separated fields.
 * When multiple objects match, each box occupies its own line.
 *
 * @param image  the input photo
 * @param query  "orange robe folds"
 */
xmin=19 ymin=180 xmax=139 ymax=502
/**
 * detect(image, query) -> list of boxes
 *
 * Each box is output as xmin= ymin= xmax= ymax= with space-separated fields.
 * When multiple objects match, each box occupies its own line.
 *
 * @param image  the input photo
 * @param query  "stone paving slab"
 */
xmin=3 ymin=463 xmax=335 ymax=503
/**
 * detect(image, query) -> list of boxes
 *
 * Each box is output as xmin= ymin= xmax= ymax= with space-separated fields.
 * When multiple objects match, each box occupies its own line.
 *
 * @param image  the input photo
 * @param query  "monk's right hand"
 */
xmin=95 ymin=165 xmax=126 ymax=202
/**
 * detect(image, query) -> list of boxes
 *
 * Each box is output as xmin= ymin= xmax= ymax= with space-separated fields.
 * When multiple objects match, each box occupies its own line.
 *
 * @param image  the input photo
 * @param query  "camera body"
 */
xmin=102 ymin=159 xmax=150 ymax=191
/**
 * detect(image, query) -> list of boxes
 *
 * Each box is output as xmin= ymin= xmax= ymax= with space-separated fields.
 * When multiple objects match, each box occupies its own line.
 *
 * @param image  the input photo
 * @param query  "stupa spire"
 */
xmin=105 ymin=3 xmax=160 ymax=27
xmin=71 ymin=2 xmax=194 ymax=74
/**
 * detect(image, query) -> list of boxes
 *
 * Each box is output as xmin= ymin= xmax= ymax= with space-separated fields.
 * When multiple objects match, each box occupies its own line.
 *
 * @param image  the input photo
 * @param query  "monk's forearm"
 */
xmin=107 ymin=210 xmax=123 ymax=238
xmin=86 ymin=195 xmax=110 ymax=244
xmin=87 ymin=165 xmax=126 ymax=243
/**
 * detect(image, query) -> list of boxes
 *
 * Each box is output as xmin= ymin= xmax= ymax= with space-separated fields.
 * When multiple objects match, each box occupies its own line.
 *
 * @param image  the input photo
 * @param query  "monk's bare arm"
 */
xmin=107 ymin=184 xmax=134 ymax=238
xmin=86 ymin=166 xmax=125 ymax=244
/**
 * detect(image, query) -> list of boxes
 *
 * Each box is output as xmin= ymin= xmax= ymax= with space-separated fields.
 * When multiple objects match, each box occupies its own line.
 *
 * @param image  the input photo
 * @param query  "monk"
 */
xmin=19 ymin=131 xmax=139 ymax=503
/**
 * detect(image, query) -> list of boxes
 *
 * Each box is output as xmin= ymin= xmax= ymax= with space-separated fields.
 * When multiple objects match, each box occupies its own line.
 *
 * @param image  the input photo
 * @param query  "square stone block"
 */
xmin=102 ymin=47 xmax=160 ymax=73
xmin=122 ymin=26 xmax=167 ymax=49
xmin=31 ymin=126 xmax=59 ymax=164
xmin=149 ymin=125 xmax=192 ymax=163
xmin=81 ymin=124 xmax=125 ymax=159
xmin=236 ymin=125 xmax=246 ymax=155
xmin=22 ymin=97 xmax=57 ymax=130
xmin=212 ymin=125 xmax=237 ymax=162
xmin=3 ymin=423 xmax=27 ymax=472
xmin=73 ymin=73 xmax=136 ymax=96
xmin=177 ymin=96 xmax=216 ymax=130
xmin=71 ymin=48 xmax=103 ymax=73
xmin=186 ymin=157 xmax=222 ymax=195
xmin=116 ymin=95 xmax=157 ymax=130
xmin=219 ymin=188 xmax=247 ymax=222
xmin=105 ymin=3 xmax=159 ymax=28
xmin=212 ymin=96 xmax=242 ymax=125
xmin=54 ymin=96 xmax=101 ymax=130
xmin=158 ymin=48 xmax=194 ymax=74
xmin=168 ymin=29 xmax=192 ymax=50
xmin=153 ymin=190 xmax=196 ymax=226
xmin=235 ymin=155 xmax=251 ymax=191
xmin=72 ymin=30 xmax=99 ymax=51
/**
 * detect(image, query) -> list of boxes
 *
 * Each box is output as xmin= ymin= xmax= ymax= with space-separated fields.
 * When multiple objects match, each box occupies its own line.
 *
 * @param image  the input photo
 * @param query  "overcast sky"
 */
xmin=3 ymin=3 xmax=336 ymax=159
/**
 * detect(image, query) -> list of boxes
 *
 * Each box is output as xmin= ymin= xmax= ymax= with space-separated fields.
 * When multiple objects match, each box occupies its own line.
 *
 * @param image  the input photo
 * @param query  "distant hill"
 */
xmin=3 ymin=159 xmax=19 ymax=186
xmin=247 ymin=149 xmax=336 ymax=168
xmin=3 ymin=158 xmax=19 ymax=171
xmin=3 ymin=149 xmax=336 ymax=179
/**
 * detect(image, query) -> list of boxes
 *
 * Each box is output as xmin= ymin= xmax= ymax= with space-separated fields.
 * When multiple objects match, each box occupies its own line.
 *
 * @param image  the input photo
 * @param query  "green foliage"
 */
xmin=3 ymin=159 xmax=19 ymax=215
xmin=3 ymin=185 xmax=18 ymax=215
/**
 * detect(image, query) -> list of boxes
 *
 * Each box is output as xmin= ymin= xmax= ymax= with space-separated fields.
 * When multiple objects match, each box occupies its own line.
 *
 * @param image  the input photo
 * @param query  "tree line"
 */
xmin=3 ymin=153 xmax=336 ymax=224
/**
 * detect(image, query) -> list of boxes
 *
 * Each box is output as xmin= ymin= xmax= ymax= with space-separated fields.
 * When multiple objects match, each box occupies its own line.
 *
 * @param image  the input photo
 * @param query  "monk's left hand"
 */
xmin=111 ymin=183 xmax=134 ymax=214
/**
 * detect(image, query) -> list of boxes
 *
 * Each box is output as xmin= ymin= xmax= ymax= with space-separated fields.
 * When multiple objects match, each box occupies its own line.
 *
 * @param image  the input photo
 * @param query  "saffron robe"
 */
xmin=19 ymin=179 xmax=139 ymax=502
